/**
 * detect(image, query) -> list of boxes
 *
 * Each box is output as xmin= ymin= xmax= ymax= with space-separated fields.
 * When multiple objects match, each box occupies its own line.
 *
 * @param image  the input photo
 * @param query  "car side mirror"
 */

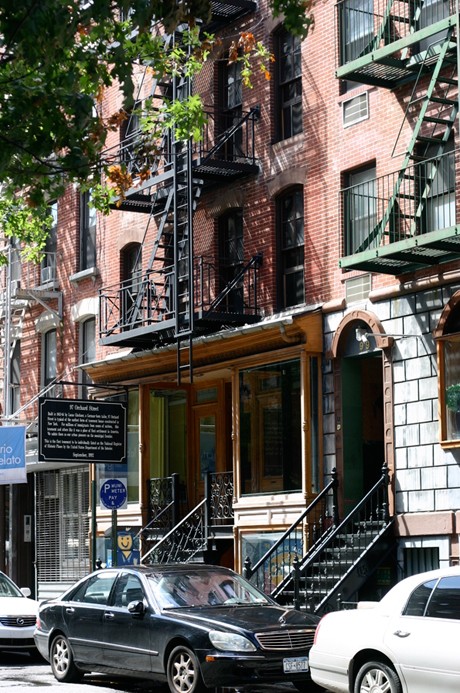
xmin=128 ymin=599 xmax=145 ymax=616
xmin=21 ymin=587 xmax=31 ymax=598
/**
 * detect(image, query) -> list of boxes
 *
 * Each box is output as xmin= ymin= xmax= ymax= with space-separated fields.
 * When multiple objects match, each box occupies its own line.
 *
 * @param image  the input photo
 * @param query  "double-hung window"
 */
xmin=277 ymin=187 xmax=305 ymax=309
xmin=276 ymin=28 xmax=302 ymax=140
xmin=80 ymin=191 xmax=96 ymax=271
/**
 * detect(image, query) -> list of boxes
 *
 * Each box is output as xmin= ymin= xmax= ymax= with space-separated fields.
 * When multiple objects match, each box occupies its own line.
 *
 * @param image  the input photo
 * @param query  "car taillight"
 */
xmin=313 ymin=615 xmax=328 ymax=645
xmin=36 ymin=616 xmax=41 ymax=629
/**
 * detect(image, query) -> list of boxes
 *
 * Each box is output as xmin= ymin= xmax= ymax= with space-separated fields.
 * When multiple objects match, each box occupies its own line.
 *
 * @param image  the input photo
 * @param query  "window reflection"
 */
xmin=239 ymin=359 xmax=301 ymax=495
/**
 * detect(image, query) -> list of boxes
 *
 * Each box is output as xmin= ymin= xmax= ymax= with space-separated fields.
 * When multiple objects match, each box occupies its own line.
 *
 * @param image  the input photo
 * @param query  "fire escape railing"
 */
xmin=335 ymin=0 xmax=456 ymax=67
xmin=194 ymin=107 xmax=260 ymax=166
xmin=195 ymin=253 xmax=262 ymax=316
xmin=341 ymin=148 xmax=457 ymax=257
xmin=99 ymin=253 xmax=262 ymax=338
xmin=103 ymin=107 xmax=259 ymax=180
xmin=243 ymin=471 xmax=339 ymax=595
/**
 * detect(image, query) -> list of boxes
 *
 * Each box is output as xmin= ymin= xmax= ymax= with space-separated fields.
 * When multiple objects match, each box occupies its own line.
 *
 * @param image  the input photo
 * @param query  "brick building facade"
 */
xmin=1 ymin=0 xmax=459 ymax=604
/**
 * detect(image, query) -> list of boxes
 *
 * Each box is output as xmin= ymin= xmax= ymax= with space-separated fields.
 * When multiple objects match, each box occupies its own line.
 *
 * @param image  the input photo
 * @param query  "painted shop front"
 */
xmin=85 ymin=309 xmax=324 ymax=571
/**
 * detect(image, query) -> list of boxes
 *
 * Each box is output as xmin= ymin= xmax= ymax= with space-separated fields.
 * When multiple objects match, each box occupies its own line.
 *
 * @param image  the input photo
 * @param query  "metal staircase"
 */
xmin=244 ymin=466 xmax=394 ymax=615
xmin=336 ymin=0 xmax=460 ymax=274
xmin=139 ymin=466 xmax=394 ymax=615
xmin=358 ymin=29 xmax=458 ymax=253
xmin=99 ymin=10 xmax=261 ymax=372
xmin=140 ymin=470 xmax=234 ymax=564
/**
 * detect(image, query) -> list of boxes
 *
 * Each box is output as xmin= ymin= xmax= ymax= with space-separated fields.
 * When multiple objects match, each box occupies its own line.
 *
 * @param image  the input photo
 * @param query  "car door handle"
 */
xmin=65 ymin=607 xmax=75 ymax=614
xmin=104 ymin=612 xmax=115 ymax=619
xmin=394 ymin=630 xmax=410 ymax=638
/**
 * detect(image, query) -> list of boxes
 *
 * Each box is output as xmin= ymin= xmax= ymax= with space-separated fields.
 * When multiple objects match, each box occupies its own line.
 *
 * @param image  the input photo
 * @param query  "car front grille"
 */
xmin=255 ymin=628 xmax=315 ymax=651
xmin=0 ymin=616 xmax=36 ymax=628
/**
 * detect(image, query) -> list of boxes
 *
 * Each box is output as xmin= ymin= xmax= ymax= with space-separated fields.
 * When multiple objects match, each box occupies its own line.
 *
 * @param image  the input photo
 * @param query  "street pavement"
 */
xmin=0 ymin=652 xmax=305 ymax=692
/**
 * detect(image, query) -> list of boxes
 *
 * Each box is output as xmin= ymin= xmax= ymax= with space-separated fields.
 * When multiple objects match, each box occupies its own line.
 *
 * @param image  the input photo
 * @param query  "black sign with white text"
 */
xmin=38 ymin=398 xmax=127 ymax=464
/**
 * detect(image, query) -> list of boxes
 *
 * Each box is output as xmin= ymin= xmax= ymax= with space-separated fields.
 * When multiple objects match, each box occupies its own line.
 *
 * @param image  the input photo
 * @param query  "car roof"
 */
xmin=379 ymin=565 xmax=460 ymax=611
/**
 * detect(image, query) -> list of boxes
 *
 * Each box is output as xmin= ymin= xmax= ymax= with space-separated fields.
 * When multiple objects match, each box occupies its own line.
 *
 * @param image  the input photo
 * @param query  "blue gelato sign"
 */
xmin=0 ymin=426 xmax=26 ymax=485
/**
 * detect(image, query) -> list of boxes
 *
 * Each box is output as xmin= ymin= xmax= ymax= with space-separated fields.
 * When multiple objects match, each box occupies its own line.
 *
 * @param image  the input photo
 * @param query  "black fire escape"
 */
xmin=99 ymin=2 xmax=261 ymax=377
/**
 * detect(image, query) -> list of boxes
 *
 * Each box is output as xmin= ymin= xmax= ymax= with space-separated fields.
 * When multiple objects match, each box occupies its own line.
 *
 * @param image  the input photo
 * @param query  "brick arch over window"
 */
xmin=267 ymin=168 xmax=307 ymax=198
xmin=328 ymin=309 xmax=395 ymax=515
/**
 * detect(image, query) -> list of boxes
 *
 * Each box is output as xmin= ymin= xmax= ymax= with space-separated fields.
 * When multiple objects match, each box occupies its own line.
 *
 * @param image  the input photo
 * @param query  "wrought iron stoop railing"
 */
xmin=244 ymin=466 xmax=393 ymax=615
xmin=243 ymin=470 xmax=339 ymax=594
xmin=140 ymin=470 xmax=234 ymax=564
xmin=137 ymin=473 xmax=181 ymax=553
xmin=275 ymin=465 xmax=393 ymax=616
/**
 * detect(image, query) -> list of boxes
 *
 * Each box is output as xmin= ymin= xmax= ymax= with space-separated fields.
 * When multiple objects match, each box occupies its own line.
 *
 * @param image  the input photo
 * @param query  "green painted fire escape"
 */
xmin=336 ymin=0 xmax=460 ymax=274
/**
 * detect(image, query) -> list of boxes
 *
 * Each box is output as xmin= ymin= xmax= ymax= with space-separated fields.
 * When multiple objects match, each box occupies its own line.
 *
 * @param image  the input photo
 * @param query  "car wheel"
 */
xmin=166 ymin=645 xmax=206 ymax=693
xmin=50 ymin=634 xmax=82 ymax=683
xmin=354 ymin=660 xmax=402 ymax=693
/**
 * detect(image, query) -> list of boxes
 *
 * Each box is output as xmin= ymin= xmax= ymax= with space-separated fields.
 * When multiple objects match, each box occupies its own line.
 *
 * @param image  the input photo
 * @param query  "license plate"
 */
xmin=283 ymin=656 xmax=309 ymax=673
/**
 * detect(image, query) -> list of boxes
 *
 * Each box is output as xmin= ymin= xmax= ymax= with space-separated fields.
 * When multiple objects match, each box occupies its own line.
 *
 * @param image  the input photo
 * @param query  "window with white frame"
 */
xmin=42 ymin=329 xmax=57 ymax=394
xmin=344 ymin=164 xmax=376 ymax=255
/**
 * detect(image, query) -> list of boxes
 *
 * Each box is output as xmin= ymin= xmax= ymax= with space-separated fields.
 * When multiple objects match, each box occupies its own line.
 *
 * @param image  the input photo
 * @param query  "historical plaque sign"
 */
xmin=38 ymin=398 xmax=127 ymax=464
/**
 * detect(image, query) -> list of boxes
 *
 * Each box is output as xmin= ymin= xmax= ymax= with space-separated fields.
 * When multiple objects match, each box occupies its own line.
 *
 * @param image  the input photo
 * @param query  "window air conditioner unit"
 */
xmin=10 ymin=280 xmax=21 ymax=296
xmin=41 ymin=266 xmax=55 ymax=284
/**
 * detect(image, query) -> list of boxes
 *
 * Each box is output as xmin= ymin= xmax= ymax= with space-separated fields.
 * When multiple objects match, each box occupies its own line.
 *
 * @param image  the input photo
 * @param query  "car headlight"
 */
xmin=209 ymin=630 xmax=256 ymax=652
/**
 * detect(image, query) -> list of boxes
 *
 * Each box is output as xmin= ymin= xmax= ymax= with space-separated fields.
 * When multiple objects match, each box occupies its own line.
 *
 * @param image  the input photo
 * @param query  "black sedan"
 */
xmin=34 ymin=564 xmax=319 ymax=693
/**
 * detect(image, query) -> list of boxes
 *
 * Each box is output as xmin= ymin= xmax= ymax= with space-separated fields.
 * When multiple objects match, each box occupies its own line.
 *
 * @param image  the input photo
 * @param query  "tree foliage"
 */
xmin=0 ymin=0 xmax=314 ymax=256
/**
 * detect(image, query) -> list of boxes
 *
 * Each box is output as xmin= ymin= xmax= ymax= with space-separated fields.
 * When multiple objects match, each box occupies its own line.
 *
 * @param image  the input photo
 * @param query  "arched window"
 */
xmin=276 ymin=187 xmax=304 ymax=309
xmin=218 ymin=54 xmax=243 ymax=159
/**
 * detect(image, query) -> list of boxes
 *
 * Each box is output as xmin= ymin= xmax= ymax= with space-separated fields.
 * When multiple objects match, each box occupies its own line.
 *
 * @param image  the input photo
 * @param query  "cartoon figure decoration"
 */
xmin=117 ymin=532 xmax=140 ymax=565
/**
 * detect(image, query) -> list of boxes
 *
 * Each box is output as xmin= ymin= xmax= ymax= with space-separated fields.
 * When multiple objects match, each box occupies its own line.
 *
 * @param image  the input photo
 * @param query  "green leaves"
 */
xmin=0 ymin=0 xmax=314 ymax=251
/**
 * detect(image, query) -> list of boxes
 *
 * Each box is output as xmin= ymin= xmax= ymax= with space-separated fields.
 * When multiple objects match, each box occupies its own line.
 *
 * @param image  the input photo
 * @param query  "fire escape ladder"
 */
xmin=357 ymin=28 xmax=457 ymax=252
xmin=0 ymin=293 xmax=27 ymax=405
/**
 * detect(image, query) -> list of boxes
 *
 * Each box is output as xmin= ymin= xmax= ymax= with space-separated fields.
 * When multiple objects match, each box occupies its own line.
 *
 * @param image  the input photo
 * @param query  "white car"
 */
xmin=0 ymin=570 xmax=39 ymax=654
xmin=309 ymin=566 xmax=460 ymax=693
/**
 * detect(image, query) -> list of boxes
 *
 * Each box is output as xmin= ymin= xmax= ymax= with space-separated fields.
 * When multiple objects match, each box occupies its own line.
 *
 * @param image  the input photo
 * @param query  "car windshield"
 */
xmin=149 ymin=570 xmax=271 ymax=609
xmin=0 ymin=574 xmax=23 ymax=598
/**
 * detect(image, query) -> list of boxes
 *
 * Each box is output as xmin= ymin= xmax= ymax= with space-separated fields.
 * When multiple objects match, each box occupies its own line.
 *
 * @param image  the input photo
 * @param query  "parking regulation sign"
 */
xmin=100 ymin=478 xmax=127 ymax=510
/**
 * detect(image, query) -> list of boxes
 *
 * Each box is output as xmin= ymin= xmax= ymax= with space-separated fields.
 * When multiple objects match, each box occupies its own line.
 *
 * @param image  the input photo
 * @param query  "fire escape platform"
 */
xmin=205 ymin=0 xmax=257 ymax=32
xmin=336 ymin=16 xmax=457 ymax=88
xmin=100 ymin=311 xmax=261 ymax=349
xmin=339 ymin=224 xmax=460 ymax=275
xmin=113 ymin=158 xmax=259 ymax=214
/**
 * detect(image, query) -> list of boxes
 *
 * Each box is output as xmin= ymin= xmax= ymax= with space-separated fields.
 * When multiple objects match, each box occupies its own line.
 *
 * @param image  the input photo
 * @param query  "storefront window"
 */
xmin=149 ymin=389 xmax=187 ymax=479
xmin=239 ymin=359 xmax=301 ymax=495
